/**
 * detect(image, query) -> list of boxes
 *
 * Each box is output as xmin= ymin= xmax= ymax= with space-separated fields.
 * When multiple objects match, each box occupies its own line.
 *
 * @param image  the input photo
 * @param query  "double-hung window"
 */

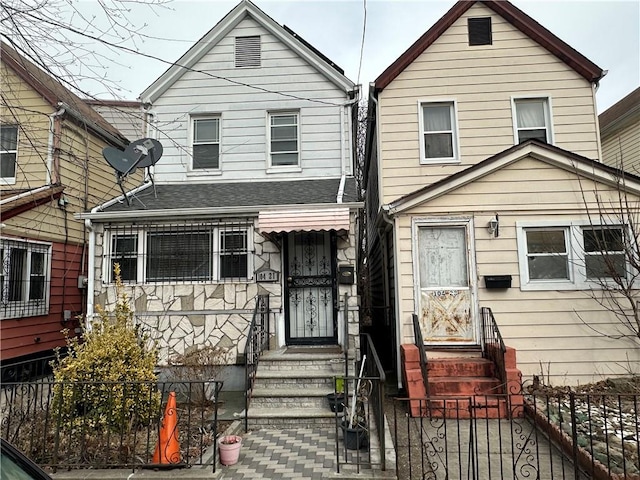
xmin=1 ymin=239 xmax=51 ymax=319
xmin=1 ymin=124 xmax=18 ymax=184
xmin=419 ymin=101 xmax=458 ymax=163
xmin=192 ymin=117 xmax=220 ymax=170
xmin=269 ymin=112 xmax=299 ymax=167
xmin=513 ymin=97 xmax=552 ymax=144
xmin=106 ymin=223 xmax=252 ymax=283
xmin=517 ymin=223 xmax=628 ymax=290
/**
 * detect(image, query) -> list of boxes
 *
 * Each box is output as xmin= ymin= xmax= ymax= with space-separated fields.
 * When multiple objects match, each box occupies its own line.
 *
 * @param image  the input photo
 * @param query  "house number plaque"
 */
xmin=256 ymin=269 xmax=279 ymax=282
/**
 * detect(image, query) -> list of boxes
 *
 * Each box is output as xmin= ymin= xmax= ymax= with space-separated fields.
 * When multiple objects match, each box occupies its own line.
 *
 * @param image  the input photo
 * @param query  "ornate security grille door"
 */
xmin=285 ymin=232 xmax=337 ymax=344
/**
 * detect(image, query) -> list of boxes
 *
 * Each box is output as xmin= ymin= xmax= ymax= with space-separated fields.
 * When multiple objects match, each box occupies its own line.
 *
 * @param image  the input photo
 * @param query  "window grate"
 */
xmin=235 ymin=36 xmax=261 ymax=68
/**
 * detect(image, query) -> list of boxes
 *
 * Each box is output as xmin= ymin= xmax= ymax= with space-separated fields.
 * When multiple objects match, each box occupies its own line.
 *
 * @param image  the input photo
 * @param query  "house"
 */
xmin=364 ymin=0 xmax=640 ymax=389
xmin=85 ymin=99 xmax=147 ymax=142
xmin=599 ymin=86 xmax=640 ymax=175
xmin=0 ymin=41 xmax=140 ymax=379
xmin=78 ymin=0 xmax=361 ymax=400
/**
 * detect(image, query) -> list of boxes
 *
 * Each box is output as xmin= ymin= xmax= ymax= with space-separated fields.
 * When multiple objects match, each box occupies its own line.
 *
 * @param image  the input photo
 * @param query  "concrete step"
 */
xmin=427 ymin=376 xmax=501 ymax=396
xmin=254 ymin=369 xmax=338 ymax=389
xmin=419 ymin=395 xmax=511 ymax=419
xmin=250 ymin=387 xmax=336 ymax=409
xmin=246 ymin=407 xmax=339 ymax=429
xmin=427 ymin=357 xmax=495 ymax=378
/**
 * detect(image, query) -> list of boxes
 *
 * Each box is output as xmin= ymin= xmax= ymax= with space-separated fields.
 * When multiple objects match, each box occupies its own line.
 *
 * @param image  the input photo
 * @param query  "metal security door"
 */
xmin=417 ymin=225 xmax=476 ymax=344
xmin=284 ymin=232 xmax=337 ymax=345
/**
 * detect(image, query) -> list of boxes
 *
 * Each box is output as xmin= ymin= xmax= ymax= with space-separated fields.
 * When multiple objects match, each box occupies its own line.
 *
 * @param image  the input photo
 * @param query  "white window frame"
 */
xmin=516 ymin=220 xmax=629 ymax=291
xmin=0 ymin=238 xmax=51 ymax=319
xmin=418 ymin=99 xmax=460 ymax=164
xmin=1 ymin=124 xmax=18 ymax=185
xmin=190 ymin=115 xmax=222 ymax=172
xmin=267 ymin=111 xmax=301 ymax=171
xmin=105 ymin=225 xmax=254 ymax=284
xmin=511 ymin=96 xmax=554 ymax=145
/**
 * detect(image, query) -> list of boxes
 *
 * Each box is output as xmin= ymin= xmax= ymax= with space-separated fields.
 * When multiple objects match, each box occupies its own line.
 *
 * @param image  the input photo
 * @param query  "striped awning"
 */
xmin=258 ymin=208 xmax=350 ymax=233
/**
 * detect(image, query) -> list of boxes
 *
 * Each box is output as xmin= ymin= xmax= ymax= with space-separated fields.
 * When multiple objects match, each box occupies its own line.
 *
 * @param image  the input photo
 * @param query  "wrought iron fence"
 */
xmin=391 ymin=392 xmax=640 ymax=480
xmin=480 ymin=307 xmax=507 ymax=391
xmin=0 ymin=379 xmax=224 ymax=472
xmin=0 ymin=353 xmax=56 ymax=384
xmin=244 ymin=294 xmax=270 ymax=432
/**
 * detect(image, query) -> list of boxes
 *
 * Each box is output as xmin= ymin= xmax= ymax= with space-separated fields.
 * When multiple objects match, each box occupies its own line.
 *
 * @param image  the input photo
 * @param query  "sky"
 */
xmin=71 ymin=0 xmax=639 ymax=113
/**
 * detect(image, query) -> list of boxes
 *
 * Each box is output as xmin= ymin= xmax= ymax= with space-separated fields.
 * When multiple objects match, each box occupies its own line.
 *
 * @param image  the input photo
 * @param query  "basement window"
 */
xmin=468 ymin=17 xmax=492 ymax=46
xmin=235 ymin=36 xmax=261 ymax=68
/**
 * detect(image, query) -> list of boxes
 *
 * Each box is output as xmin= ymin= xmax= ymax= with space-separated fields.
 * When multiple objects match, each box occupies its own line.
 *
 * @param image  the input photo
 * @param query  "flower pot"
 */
xmin=326 ymin=393 xmax=345 ymax=412
xmin=218 ymin=435 xmax=242 ymax=466
xmin=340 ymin=421 xmax=368 ymax=450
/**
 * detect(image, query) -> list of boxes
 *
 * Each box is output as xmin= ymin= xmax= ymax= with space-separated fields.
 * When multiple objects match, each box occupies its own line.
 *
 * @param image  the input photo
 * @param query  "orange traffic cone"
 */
xmin=152 ymin=391 xmax=181 ymax=465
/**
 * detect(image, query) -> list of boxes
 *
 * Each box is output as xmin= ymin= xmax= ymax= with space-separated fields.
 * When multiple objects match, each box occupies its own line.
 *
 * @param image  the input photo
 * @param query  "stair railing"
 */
xmin=480 ymin=307 xmax=507 ymax=391
xmin=244 ymin=294 xmax=270 ymax=432
xmin=412 ymin=313 xmax=429 ymax=396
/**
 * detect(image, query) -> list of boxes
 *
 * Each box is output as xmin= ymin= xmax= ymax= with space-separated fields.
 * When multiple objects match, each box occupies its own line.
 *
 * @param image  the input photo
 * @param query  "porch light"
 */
xmin=488 ymin=214 xmax=499 ymax=238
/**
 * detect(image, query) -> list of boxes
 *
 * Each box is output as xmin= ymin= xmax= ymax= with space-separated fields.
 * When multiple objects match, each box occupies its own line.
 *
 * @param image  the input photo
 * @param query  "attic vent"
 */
xmin=468 ymin=17 xmax=492 ymax=46
xmin=235 ymin=35 xmax=261 ymax=67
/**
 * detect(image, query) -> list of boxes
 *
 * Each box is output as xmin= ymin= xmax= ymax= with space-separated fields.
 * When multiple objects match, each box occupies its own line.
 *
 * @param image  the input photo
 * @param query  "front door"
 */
xmin=416 ymin=224 xmax=477 ymax=344
xmin=284 ymin=232 xmax=337 ymax=345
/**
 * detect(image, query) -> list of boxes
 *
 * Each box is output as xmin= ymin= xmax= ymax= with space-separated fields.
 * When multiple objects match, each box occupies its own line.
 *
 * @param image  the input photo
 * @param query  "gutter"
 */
xmin=47 ymin=107 xmax=65 ymax=184
xmin=0 ymin=185 xmax=52 ymax=206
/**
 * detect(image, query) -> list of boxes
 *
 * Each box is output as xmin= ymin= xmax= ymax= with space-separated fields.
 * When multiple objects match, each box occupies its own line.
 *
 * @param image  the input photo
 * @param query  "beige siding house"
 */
xmin=600 ymin=86 xmax=640 ymax=175
xmin=364 ymin=0 xmax=639 ymax=386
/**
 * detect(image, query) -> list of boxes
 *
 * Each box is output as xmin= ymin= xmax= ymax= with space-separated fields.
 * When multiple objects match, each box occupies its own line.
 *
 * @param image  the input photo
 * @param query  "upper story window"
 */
xmin=1 ymin=239 xmax=51 ymax=319
xmin=106 ymin=222 xmax=253 ymax=284
xmin=192 ymin=117 xmax=220 ymax=170
xmin=235 ymin=35 xmax=261 ymax=68
xmin=419 ymin=101 xmax=459 ymax=163
xmin=268 ymin=112 xmax=299 ymax=167
xmin=517 ymin=223 xmax=628 ymax=290
xmin=468 ymin=17 xmax=492 ymax=45
xmin=512 ymin=97 xmax=553 ymax=144
xmin=1 ymin=124 xmax=18 ymax=184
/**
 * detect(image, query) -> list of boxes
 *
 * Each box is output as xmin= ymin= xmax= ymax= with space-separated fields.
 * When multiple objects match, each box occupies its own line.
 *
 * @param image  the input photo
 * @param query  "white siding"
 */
xmin=150 ymin=17 xmax=351 ymax=183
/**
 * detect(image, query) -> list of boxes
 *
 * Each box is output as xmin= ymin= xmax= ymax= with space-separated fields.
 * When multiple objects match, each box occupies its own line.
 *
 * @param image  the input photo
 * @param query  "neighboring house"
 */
xmin=85 ymin=99 xmax=147 ymax=142
xmin=364 ymin=0 xmax=640 ymax=386
xmin=78 ymin=0 xmax=361 ymax=378
xmin=599 ymin=86 xmax=640 ymax=175
xmin=0 ymin=41 xmax=139 ymax=378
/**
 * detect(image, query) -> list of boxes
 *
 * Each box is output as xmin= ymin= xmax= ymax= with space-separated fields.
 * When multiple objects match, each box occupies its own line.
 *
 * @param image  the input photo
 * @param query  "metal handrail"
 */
xmin=360 ymin=333 xmax=387 ymax=470
xmin=244 ymin=295 xmax=270 ymax=432
xmin=412 ymin=314 xmax=429 ymax=396
xmin=480 ymin=307 xmax=507 ymax=390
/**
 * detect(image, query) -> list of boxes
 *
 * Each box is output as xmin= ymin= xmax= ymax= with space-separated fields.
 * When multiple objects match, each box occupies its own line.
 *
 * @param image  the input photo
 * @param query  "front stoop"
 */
xmin=246 ymin=348 xmax=349 ymax=429
xmin=400 ymin=344 xmax=523 ymax=419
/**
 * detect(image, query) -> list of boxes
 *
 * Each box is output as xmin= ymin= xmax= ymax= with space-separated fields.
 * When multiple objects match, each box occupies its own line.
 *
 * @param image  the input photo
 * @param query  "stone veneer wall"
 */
xmin=92 ymin=213 xmax=360 ymax=365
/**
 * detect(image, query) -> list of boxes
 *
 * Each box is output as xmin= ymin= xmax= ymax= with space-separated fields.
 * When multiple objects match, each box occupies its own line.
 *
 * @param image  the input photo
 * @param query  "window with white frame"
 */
xmin=269 ymin=112 xmax=299 ymax=167
xmin=1 ymin=239 xmax=51 ymax=319
xmin=420 ymin=102 xmax=458 ymax=162
xmin=517 ymin=223 xmax=628 ymax=290
xmin=106 ymin=223 xmax=252 ymax=283
xmin=192 ymin=117 xmax=220 ymax=170
xmin=513 ymin=97 xmax=552 ymax=144
xmin=1 ymin=124 xmax=18 ymax=183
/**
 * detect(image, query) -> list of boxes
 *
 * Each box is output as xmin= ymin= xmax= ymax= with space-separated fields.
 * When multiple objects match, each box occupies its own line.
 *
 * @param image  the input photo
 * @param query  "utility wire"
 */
xmin=356 ymin=0 xmax=367 ymax=86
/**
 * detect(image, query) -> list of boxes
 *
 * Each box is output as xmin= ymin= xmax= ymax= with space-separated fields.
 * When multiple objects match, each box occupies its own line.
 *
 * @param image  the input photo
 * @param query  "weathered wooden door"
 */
xmin=284 ymin=232 xmax=337 ymax=345
xmin=417 ymin=225 xmax=476 ymax=344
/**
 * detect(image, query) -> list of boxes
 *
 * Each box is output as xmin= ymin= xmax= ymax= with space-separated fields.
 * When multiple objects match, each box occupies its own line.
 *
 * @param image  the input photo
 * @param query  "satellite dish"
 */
xmin=103 ymin=146 xmax=138 ymax=175
xmin=124 ymin=138 xmax=163 ymax=169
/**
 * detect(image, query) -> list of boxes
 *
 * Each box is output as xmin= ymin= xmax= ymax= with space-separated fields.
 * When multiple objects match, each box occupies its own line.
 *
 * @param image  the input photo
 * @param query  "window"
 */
xmin=106 ymin=223 xmax=252 ymax=283
xmin=1 ymin=239 xmax=51 ymax=319
xmin=269 ymin=112 xmax=299 ymax=167
xmin=513 ymin=97 xmax=552 ymax=144
xmin=468 ymin=17 xmax=492 ymax=45
xmin=517 ymin=223 xmax=628 ymax=290
xmin=192 ymin=117 xmax=220 ymax=169
xmin=419 ymin=102 xmax=458 ymax=162
xmin=1 ymin=125 xmax=18 ymax=183
xmin=235 ymin=36 xmax=260 ymax=68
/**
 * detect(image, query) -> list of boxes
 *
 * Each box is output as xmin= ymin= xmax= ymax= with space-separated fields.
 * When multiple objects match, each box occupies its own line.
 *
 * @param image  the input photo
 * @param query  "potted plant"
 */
xmin=218 ymin=435 xmax=242 ymax=466
xmin=326 ymin=377 xmax=345 ymax=413
xmin=340 ymin=359 xmax=370 ymax=450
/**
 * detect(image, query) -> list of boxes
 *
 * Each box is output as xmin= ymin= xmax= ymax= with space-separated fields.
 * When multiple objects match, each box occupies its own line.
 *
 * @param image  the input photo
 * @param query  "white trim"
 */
xmin=189 ymin=114 xmax=222 ymax=172
xmin=267 ymin=110 xmax=300 ymax=169
xmin=511 ymin=95 xmax=554 ymax=145
xmin=0 ymin=123 xmax=18 ymax=185
xmin=417 ymin=98 xmax=460 ymax=164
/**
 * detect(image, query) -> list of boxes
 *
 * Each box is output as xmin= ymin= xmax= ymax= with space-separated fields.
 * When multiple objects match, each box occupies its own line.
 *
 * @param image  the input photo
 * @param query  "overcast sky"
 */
xmin=77 ymin=0 xmax=639 ymax=113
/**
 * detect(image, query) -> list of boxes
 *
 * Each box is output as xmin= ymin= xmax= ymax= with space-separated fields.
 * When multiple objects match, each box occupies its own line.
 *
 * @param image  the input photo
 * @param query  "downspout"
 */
xmin=85 ymin=218 xmax=95 ymax=332
xmin=592 ymin=77 xmax=605 ymax=162
xmin=47 ymin=107 xmax=65 ymax=184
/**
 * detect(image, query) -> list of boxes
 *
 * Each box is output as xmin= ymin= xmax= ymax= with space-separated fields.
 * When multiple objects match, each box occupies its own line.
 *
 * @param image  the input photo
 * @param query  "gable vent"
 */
xmin=468 ymin=17 xmax=492 ymax=46
xmin=235 ymin=35 xmax=261 ymax=67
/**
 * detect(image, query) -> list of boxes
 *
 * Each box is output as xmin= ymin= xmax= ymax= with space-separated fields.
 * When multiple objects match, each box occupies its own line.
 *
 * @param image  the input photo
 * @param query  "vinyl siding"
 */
xmin=601 ymin=119 xmax=640 ymax=174
xmin=377 ymin=3 xmax=600 ymax=205
xmin=393 ymin=155 xmax=639 ymax=385
xmin=150 ymin=17 xmax=351 ymax=183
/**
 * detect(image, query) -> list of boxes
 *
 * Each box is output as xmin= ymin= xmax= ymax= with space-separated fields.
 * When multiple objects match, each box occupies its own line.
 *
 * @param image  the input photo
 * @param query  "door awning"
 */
xmin=258 ymin=208 xmax=350 ymax=233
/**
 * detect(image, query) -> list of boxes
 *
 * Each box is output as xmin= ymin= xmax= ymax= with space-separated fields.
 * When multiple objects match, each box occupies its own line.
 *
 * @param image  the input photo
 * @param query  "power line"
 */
xmin=356 ymin=0 xmax=367 ymax=86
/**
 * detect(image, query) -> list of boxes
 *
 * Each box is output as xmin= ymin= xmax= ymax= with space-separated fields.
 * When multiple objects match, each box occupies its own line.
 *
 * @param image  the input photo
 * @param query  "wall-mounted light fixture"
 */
xmin=487 ymin=214 xmax=499 ymax=238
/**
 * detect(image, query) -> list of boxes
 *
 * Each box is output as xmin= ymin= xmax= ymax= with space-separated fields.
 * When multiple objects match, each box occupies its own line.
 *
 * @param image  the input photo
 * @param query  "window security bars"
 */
xmin=1 ymin=239 xmax=51 ymax=319
xmin=105 ymin=221 xmax=253 ymax=284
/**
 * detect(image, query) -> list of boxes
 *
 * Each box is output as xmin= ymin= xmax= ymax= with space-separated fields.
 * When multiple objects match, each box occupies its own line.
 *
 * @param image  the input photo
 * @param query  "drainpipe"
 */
xmin=47 ymin=107 xmax=65 ymax=184
xmin=337 ymin=175 xmax=346 ymax=203
xmin=85 ymin=218 xmax=96 ymax=332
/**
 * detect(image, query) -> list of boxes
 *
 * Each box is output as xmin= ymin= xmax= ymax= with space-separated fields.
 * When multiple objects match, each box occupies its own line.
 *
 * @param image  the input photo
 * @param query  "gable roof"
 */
xmin=0 ymin=41 xmax=128 ymax=146
xmin=599 ymin=86 xmax=640 ymax=137
xmin=374 ymin=0 xmax=604 ymax=93
xmin=387 ymin=140 xmax=640 ymax=214
xmin=141 ymin=0 xmax=355 ymax=103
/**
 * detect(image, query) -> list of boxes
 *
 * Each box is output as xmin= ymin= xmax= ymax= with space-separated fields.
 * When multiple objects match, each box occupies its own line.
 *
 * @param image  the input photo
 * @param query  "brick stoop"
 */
xmin=400 ymin=344 xmax=523 ymax=419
